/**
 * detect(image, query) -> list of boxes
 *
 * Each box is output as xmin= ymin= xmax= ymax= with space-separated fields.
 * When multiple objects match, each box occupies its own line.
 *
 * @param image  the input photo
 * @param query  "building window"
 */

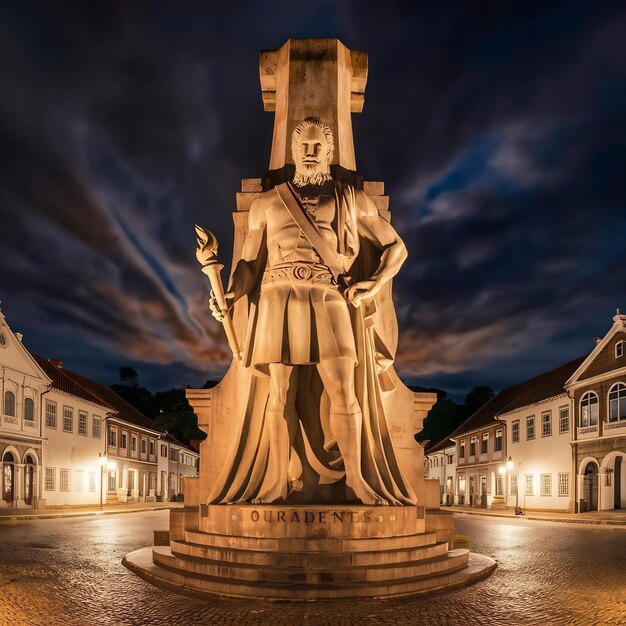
xmin=161 ymin=444 xmax=167 ymax=457
xmin=512 ymin=421 xmax=520 ymax=443
xmin=4 ymin=391 xmax=16 ymax=416
xmin=75 ymin=470 xmax=85 ymax=492
xmin=45 ymin=468 xmax=56 ymax=491
xmin=448 ymin=454 xmax=453 ymax=464
xmin=541 ymin=474 xmax=551 ymax=497
xmin=469 ymin=437 xmax=476 ymax=457
xmin=481 ymin=433 xmax=488 ymax=454
xmin=63 ymin=407 xmax=73 ymax=433
xmin=108 ymin=469 xmax=117 ymax=492
xmin=170 ymin=448 xmax=178 ymax=461
xmin=149 ymin=440 xmax=155 ymax=456
xmin=46 ymin=401 xmax=57 ymax=428
xmin=559 ymin=407 xmax=569 ymax=433
xmin=141 ymin=439 xmax=147 ymax=454
xmin=131 ymin=435 xmax=137 ymax=452
xmin=121 ymin=432 xmax=128 ymax=449
xmin=60 ymin=469 xmax=71 ymax=492
xmin=541 ymin=412 xmax=552 ymax=437
xmin=495 ymin=475 xmax=503 ymax=496
xmin=580 ymin=391 xmax=599 ymax=426
xmin=458 ymin=476 xmax=466 ymax=495
xmin=93 ymin=417 xmax=101 ymax=438
xmin=558 ymin=473 xmax=569 ymax=496
xmin=608 ymin=383 xmax=626 ymax=422
xmin=525 ymin=474 xmax=534 ymax=496
xmin=88 ymin=472 xmax=96 ymax=492
xmin=510 ymin=474 xmax=518 ymax=496
xmin=78 ymin=411 xmax=88 ymax=436
xmin=24 ymin=398 xmax=35 ymax=421
xmin=526 ymin=416 xmax=535 ymax=440
xmin=616 ymin=340 xmax=624 ymax=358
xmin=459 ymin=440 xmax=465 ymax=459
xmin=494 ymin=429 xmax=503 ymax=452
xmin=108 ymin=427 xmax=117 ymax=447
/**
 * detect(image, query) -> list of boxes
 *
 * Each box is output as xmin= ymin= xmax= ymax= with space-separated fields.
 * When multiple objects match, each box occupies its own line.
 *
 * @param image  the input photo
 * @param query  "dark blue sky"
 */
xmin=1 ymin=1 xmax=624 ymax=399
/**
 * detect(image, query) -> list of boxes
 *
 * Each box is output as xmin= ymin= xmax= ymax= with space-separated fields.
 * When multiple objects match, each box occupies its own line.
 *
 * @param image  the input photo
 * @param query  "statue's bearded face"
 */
xmin=292 ymin=122 xmax=333 ymax=187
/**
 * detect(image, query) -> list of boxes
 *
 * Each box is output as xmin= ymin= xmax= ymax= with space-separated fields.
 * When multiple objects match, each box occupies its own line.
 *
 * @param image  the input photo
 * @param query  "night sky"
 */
xmin=1 ymin=2 xmax=624 ymax=399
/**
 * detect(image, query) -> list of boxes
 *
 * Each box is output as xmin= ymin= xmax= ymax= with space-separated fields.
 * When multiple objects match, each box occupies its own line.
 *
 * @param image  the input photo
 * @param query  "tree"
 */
xmin=119 ymin=366 xmax=139 ymax=385
xmin=464 ymin=386 xmax=494 ymax=414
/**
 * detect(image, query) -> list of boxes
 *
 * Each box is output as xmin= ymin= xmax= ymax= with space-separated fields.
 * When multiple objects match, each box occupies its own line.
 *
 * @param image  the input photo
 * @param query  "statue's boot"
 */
xmin=329 ymin=410 xmax=388 ymax=506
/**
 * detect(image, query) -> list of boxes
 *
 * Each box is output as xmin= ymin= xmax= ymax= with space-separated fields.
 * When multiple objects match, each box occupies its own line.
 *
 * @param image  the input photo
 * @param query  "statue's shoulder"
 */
xmin=250 ymin=188 xmax=281 ymax=211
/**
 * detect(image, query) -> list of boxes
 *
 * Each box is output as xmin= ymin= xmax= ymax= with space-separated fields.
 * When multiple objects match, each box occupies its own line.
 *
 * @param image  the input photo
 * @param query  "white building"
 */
xmin=497 ymin=358 xmax=584 ymax=512
xmin=1 ymin=304 xmax=199 ymax=508
xmin=424 ymin=438 xmax=456 ymax=505
xmin=0 ymin=306 xmax=50 ymax=509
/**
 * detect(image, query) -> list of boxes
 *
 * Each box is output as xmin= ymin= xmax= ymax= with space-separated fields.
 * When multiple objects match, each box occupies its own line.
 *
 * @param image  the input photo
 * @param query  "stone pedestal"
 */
xmin=123 ymin=504 xmax=495 ymax=600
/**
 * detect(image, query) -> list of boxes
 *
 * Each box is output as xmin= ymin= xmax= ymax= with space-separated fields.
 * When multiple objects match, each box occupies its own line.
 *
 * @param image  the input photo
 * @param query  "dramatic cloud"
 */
xmin=0 ymin=2 xmax=624 ymax=395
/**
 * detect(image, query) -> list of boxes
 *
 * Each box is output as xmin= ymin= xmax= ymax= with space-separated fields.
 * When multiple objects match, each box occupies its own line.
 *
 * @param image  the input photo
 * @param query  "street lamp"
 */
xmin=98 ymin=454 xmax=107 ymax=510
xmin=499 ymin=456 xmax=523 ymax=515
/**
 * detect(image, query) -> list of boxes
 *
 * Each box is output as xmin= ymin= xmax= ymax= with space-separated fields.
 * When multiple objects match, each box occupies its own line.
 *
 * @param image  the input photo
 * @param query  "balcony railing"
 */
xmin=604 ymin=419 xmax=626 ymax=432
xmin=577 ymin=424 xmax=598 ymax=439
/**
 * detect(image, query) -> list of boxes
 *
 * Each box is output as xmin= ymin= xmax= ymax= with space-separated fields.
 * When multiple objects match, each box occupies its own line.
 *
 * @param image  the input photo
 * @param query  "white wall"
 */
xmin=501 ymin=395 xmax=573 ymax=511
xmin=42 ymin=390 xmax=106 ymax=506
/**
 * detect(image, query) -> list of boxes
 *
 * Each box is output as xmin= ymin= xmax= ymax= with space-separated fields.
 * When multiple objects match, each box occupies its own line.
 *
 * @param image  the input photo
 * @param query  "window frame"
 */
xmin=526 ymin=416 xmax=535 ymax=440
xmin=60 ymin=468 xmax=71 ymax=492
xmin=469 ymin=436 xmax=476 ymax=457
xmin=616 ymin=340 xmax=624 ymax=359
xmin=46 ymin=400 xmax=57 ymax=428
xmin=62 ymin=406 xmax=73 ymax=433
xmin=525 ymin=474 xmax=534 ymax=496
xmin=558 ymin=473 xmax=569 ymax=497
xmin=45 ymin=467 xmax=56 ymax=491
xmin=580 ymin=391 xmax=599 ymax=427
xmin=512 ymin=420 xmax=520 ymax=443
xmin=608 ymin=382 xmax=626 ymax=423
xmin=4 ymin=390 xmax=16 ymax=417
xmin=459 ymin=440 xmax=465 ymax=459
xmin=78 ymin=411 xmax=88 ymax=436
xmin=540 ymin=473 xmax=551 ymax=497
xmin=92 ymin=416 xmax=101 ymax=439
xmin=559 ymin=406 xmax=570 ymax=434
xmin=494 ymin=429 xmax=503 ymax=452
xmin=108 ymin=426 xmax=117 ymax=448
xmin=481 ymin=432 xmax=488 ymax=454
xmin=23 ymin=397 xmax=35 ymax=422
xmin=541 ymin=411 xmax=552 ymax=437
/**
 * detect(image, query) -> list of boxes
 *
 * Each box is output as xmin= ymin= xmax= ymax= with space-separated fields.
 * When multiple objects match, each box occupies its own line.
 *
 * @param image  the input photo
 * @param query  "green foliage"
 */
xmin=415 ymin=385 xmax=495 ymax=449
xmin=110 ymin=367 xmax=206 ymax=446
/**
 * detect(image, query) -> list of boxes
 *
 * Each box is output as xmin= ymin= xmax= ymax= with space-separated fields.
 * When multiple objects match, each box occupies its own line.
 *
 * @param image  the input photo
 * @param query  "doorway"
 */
xmin=615 ymin=456 xmax=622 ymax=510
xmin=23 ymin=455 xmax=35 ymax=506
xmin=583 ymin=462 xmax=598 ymax=512
xmin=2 ymin=452 xmax=15 ymax=504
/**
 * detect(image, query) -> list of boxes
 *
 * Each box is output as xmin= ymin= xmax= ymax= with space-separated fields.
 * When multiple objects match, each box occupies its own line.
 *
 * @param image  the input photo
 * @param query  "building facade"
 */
xmin=0 ymin=308 xmax=50 ymax=509
xmin=424 ymin=438 xmax=456 ymax=505
xmin=1 ymin=304 xmax=199 ymax=508
xmin=566 ymin=312 xmax=626 ymax=512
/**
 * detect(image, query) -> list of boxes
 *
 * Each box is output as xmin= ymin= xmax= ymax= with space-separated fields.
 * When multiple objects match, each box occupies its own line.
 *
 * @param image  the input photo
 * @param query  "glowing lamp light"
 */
xmin=506 ymin=458 xmax=514 ymax=471
xmin=498 ymin=466 xmax=506 ymax=475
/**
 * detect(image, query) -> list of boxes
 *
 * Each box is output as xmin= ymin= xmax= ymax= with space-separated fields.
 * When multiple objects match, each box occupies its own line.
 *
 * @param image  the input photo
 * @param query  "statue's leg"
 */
xmin=251 ymin=363 xmax=297 ymax=504
xmin=316 ymin=357 xmax=388 ymax=506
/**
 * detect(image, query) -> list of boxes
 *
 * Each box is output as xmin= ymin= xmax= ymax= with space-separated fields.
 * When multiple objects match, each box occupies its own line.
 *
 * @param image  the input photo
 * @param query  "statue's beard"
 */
xmin=293 ymin=166 xmax=332 ymax=187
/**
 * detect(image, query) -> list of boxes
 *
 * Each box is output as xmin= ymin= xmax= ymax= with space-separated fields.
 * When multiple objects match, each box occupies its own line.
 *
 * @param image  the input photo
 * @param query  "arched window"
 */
xmin=4 ymin=391 xmax=16 ymax=417
xmin=24 ymin=398 xmax=34 ymax=421
xmin=608 ymin=383 xmax=626 ymax=422
xmin=580 ymin=391 xmax=599 ymax=427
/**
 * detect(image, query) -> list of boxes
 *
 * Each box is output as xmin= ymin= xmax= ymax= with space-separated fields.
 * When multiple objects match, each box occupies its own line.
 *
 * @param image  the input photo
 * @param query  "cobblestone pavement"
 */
xmin=0 ymin=512 xmax=624 ymax=626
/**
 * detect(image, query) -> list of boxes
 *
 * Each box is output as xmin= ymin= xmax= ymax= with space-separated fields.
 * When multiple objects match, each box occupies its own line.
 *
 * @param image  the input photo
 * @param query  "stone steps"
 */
xmin=149 ymin=546 xmax=471 ymax=599
xmin=153 ymin=545 xmax=469 ymax=585
xmin=184 ymin=528 xmax=440 ymax=553
xmin=170 ymin=537 xmax=451 ymax=567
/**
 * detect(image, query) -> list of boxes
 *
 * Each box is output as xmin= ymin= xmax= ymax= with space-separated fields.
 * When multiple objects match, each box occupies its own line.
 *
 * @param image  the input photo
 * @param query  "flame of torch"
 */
xmin=195 ymin=225 xmax=242 ymax=361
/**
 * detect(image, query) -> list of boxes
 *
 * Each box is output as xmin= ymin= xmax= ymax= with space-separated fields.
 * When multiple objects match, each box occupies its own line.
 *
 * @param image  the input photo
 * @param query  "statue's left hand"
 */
xmin=345 ymin=280 xmax=380 ymax=308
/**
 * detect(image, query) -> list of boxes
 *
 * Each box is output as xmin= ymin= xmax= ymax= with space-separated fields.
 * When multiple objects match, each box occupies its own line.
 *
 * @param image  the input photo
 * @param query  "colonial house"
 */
xmin=0 ymin=304 xmax=199 ymax=508
xmin=449 ymin=397 xmax=507 ymax=508
xmin=565 ymin=311 xmax=626 ymax=512
xmin=0 ymin=306 xmax=50 ymax=509
xmin=424 ymin=438 xmax=456 ymax=505
xmin=497 ymin=358 xmax=584 ymax=512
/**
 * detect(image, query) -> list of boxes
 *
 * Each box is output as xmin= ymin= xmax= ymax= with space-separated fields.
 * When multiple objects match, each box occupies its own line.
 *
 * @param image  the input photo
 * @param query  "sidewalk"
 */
xmin=0 ymin=501 xmax=184 ymax=521
xmin=447 ymin=505 xmax=626 ymax=526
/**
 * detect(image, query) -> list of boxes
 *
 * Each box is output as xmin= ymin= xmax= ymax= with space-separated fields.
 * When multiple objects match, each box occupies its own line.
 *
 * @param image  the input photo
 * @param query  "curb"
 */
xmin=0 ymin=505 xmax=181 ymax=522
xmin=450 ymin=509 xmax=626 ymax=527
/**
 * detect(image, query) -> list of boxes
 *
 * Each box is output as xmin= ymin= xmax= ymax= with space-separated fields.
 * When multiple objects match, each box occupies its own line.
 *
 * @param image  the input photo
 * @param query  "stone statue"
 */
xmin=202 ymin=117 xmax=415 ymax=506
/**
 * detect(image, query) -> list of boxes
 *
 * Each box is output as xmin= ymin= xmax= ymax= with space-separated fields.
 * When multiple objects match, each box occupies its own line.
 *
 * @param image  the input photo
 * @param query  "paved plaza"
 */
xmin=0 ymin=511 xmax=624 ymax=625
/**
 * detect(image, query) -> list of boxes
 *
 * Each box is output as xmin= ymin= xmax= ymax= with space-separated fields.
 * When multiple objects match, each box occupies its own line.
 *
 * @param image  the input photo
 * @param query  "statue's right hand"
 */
xmin=209 ymin=290 xmax=235 ymax=322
